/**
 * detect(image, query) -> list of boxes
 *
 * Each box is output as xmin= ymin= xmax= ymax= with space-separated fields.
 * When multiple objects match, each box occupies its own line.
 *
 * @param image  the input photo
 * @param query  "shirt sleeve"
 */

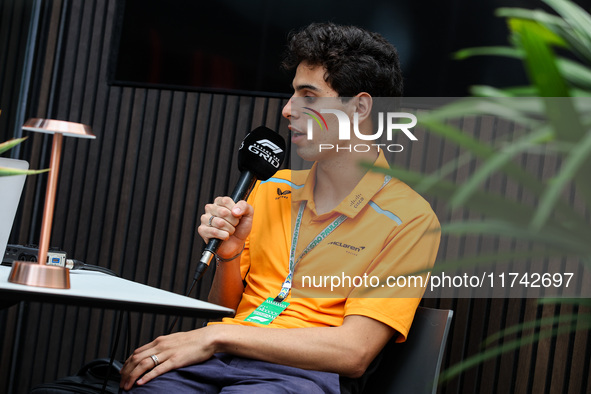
xmin=344 ymin=206 xmax=441 ymax=342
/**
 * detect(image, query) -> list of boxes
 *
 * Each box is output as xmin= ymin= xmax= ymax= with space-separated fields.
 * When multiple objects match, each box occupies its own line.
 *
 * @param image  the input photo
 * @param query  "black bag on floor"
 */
xmin=30 ymin=358 xmax=122 ymax=394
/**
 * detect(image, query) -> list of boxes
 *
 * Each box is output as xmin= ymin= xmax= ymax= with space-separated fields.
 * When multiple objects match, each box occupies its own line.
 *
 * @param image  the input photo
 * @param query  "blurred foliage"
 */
xmin=0 ymin=137 xmax=47 ymax=176
xmin=368 ymin=0 xmax=591 ymax=382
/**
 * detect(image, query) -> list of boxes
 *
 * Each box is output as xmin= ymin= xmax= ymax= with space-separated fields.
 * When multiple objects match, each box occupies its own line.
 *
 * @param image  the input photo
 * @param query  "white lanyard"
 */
xmin=274 ymin=202 xmax=347 ymax=302
xmin=273 ymin=175 xmax=392 ymax=302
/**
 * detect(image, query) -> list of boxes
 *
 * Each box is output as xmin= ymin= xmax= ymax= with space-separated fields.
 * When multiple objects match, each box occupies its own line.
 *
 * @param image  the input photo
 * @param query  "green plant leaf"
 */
xmin=442 ymin=220 xmax=591 ymax=258
xmin=420 ymin=98 xmax=542 ymax=129
xmin=483 ymin=313 xmax=584 ymax=347
xmin=439 ymin=317 xmax=591 ymax=383
xmin=454 ymin=46 xmax=523 ymax=61
xmin=468 ymin=85 xmax=519 ymax=97
xmin=531 ymin=129 xmax=591 ymax=230
xmin=0 ymin=136 xmax=48 ymax=177
xmin=417 ymin=116 xmax=548 ymax=195
xmin=413 ymin=151 xmax=474 ymax=195
xmin=556 ymin=57 xmax=591 ymax=90
xmin=490 ymin=58 xmax=591 ymax=93
xmin=496 ymin=7 xmax=570 ymax=32
xmin=416 ymin=98 xmax=591 ymax=235
xmin=366 ymin=163 xmax=591 ymax=243
xmin=427 ymin=0 xmax=591 ymax=385
xmin=498 ymin=3 xmax=591 ymax=64
xmin=472 ymin=85 xmax=544 ymax=97
xmin=545 ymin=0 xmax=591 ymax=49
xmin=510 ymin=18 xmax=571 ymax=96
xmin=0 ymin=167 xmax=49 ymax=177
xmin=538 ymin=297 xmax=591 ymax=307
xmin=0 ymin=137 xmax=27 ymax=155
xmin=367 ymin=165 xmax=539 ymax=227
xmin=449 ymin=128 xmax=552 ymax=210
xmin=537 ymin=97 xmax=591 ymax=209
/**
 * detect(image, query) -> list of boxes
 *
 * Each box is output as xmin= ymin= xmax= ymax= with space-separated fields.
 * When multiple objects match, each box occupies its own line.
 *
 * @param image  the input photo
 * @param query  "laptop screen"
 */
xmin=0 ymin=158 xmax=29 ymax=262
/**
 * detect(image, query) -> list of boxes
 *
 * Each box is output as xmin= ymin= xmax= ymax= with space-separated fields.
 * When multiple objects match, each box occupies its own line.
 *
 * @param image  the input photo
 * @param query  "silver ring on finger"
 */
xmin=208 ymin=215 xmax=216 ymax=227
xmin=150 ymin=354 xmax=159 ymax=367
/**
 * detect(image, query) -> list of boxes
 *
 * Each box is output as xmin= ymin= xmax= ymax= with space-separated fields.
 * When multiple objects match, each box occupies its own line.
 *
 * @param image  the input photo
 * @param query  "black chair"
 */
xmin=362 ymin=306 xmax=453 ymax=394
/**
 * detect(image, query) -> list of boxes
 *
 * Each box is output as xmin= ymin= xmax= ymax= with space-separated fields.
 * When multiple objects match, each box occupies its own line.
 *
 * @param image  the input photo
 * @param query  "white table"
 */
xmin=0 ymin=265 xmax=234 ymax=318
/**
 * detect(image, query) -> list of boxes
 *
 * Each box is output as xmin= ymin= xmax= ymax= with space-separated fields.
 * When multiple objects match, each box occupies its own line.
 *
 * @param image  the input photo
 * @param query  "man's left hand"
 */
xmin=119 ymin=327 xmax=215 ymax=391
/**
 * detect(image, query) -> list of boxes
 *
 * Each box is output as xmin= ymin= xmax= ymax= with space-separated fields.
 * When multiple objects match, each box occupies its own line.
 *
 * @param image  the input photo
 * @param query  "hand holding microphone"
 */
xmin=194 ymin=126 xmax=286 ymax=281
xmin=199 ymin=197 xmax=253 ymax=262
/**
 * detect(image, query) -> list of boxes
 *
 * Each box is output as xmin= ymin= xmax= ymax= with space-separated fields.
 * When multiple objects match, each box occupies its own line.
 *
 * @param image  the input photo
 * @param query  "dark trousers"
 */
xmin=123 ymin=353 xmax=341 ymax=394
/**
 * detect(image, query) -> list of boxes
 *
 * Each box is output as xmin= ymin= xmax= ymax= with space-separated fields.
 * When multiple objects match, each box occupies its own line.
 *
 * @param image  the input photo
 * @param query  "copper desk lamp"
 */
xmin=8 ymin=119 xmax=96 ymax=289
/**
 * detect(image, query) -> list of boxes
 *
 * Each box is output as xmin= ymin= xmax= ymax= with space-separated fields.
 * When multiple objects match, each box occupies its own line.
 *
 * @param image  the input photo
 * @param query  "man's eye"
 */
xmin=304 ymin=96 xmax=317 ymax=103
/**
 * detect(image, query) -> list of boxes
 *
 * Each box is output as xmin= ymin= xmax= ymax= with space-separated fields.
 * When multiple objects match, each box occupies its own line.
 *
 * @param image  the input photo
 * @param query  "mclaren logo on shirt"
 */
xmin=276 ymin=188 xmax=291 ymax=200
xmin=328 ymin=241 xmax=366 ymax=255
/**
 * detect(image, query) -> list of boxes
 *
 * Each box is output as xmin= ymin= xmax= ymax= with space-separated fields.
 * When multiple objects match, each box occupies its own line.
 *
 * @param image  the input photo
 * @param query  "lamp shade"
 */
xmin=22 ymin=118 xmax=96 ymax=139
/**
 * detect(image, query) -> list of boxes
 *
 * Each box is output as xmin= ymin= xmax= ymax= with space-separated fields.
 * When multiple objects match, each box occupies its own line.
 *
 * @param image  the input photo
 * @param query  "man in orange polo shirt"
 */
xmin=121 ymin=22 xmax=440 ymax=393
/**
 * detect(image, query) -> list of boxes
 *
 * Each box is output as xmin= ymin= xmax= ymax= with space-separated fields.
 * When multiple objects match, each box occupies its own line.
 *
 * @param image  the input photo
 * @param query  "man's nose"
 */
xmin=282 ymin=97 xmax=292 ymax=119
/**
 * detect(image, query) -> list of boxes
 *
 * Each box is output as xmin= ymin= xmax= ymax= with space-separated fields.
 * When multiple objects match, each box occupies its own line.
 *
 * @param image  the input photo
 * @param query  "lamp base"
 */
xmin=8 ymin=261 xmax=70 ymax=289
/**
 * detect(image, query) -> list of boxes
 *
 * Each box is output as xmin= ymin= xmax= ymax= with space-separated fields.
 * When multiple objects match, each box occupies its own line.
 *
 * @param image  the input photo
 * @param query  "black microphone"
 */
xmin=195 ymin=126 xmax=286 ymax=280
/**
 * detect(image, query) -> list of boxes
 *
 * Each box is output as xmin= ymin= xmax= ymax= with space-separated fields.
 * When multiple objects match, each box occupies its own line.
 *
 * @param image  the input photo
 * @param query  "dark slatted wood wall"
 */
xmin=0 ymin=0 xmax=589 ymax=393
xmin=0 ymin=0 xmax=35 ymax=148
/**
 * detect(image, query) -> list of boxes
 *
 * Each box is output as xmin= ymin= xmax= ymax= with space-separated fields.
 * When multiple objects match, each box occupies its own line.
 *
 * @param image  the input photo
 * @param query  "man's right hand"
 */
xmin=198 ymin=196 xmax=254 ymax=260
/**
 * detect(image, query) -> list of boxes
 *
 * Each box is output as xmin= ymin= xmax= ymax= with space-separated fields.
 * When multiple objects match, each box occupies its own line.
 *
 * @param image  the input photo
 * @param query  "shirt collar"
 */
xmin=292 ymin=151 xmax=390 ymax=218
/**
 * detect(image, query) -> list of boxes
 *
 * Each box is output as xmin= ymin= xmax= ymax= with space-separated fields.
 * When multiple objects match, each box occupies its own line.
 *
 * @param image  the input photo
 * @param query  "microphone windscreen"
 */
xmin=238 ymin=126 xmax=286 ymax=180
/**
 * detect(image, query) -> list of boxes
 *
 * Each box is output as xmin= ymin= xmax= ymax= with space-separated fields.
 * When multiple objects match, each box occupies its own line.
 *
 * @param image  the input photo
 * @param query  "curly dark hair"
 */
xmin=282 ymin=22 xmax=403 ymax=97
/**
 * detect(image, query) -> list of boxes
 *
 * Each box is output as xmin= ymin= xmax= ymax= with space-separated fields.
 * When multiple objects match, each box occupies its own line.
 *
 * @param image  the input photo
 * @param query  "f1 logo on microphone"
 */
xmin=256 ymin=139 xmax=283 ymax=154
xmin=244 ymin=139 xmax=283 ymax=168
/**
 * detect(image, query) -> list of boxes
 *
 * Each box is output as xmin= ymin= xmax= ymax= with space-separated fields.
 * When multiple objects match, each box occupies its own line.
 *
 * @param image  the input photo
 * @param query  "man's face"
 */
xmin=282 ymin=62 xmax=355 ymax=162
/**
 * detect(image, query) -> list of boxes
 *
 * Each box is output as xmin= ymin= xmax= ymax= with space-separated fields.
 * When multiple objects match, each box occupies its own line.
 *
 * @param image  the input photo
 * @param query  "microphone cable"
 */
xmin=64 ymin=261 xmax=131 ymax=394
xmin=101 ymin=309 xmax=125 ymax=394
xmin=67 ymin=259 xmax=117 ymax=276
xmin=167 ymin=270 xmax=201 ymax=334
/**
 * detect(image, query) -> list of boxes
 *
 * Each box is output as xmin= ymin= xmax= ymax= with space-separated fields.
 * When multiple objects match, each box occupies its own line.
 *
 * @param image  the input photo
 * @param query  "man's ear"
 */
xmin=354 ymin=92 xmax=373 ymax=124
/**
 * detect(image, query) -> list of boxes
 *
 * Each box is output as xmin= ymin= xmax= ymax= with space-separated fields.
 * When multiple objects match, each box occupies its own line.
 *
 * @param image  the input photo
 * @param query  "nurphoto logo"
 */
xmin=300 ymin=98 xmax=418 ymax=153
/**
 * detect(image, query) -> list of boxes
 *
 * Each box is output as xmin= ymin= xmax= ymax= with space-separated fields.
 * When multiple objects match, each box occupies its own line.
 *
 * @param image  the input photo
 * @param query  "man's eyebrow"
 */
xmin=293 ymin=83 xmax=321 ymax=92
